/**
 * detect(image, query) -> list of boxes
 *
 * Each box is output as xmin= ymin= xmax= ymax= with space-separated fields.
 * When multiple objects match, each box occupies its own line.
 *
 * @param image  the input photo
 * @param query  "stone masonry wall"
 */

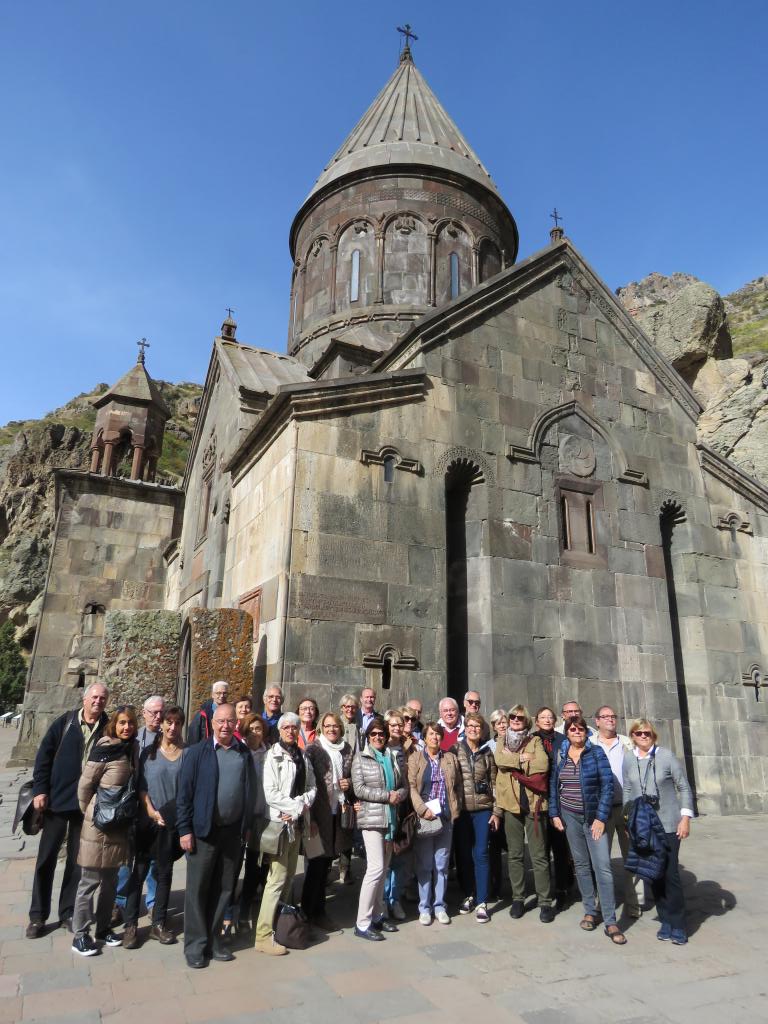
xmin=100 ymin=609 xmax=182 ymax=708
xmin=188 ymin=607 xmax=253 ymax=713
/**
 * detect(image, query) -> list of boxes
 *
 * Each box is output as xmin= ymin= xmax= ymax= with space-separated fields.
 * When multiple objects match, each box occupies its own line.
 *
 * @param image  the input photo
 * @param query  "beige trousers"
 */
xmin=356 ymin=829 xmax=392 ymax=931
xmin=255 ymin=834 xmax=300 ymax=941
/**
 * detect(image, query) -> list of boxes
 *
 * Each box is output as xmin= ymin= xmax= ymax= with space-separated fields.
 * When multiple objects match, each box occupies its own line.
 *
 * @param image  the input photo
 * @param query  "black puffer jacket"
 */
xmin=455 ymin=740 xmax=499 ymax=814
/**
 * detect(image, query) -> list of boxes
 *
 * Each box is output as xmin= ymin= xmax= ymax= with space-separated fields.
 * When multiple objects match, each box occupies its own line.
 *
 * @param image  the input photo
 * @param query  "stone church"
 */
xmin=13 ymin=44 xmax=768 ymax=814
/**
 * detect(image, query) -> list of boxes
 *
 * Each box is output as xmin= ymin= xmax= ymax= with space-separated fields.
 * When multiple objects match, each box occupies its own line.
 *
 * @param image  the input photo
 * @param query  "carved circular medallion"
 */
xmin=559 ymin=435 xmax=596 ymax=477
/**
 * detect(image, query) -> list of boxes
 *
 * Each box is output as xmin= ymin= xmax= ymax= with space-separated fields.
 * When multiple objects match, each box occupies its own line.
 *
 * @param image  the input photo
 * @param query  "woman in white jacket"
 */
xmin=254 ymin=712 xmax=316 ymax=956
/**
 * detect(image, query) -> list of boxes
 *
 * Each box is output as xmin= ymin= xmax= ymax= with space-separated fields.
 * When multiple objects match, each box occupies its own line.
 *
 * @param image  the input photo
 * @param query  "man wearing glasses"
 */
xmin=557 ymin=700 xmax=597 ymax=739
xmin=261 ymin=685 xmax=284 ymax=742
xmin=593 ymin=705 xmax=641 ymax=918
xmin=405 ymin=698 xmax=424 ymax=739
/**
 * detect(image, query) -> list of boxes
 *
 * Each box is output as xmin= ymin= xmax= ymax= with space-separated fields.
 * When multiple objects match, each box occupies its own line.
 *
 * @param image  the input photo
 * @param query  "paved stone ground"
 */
xmin=1 ymin=727 xmax=765 ymax=1024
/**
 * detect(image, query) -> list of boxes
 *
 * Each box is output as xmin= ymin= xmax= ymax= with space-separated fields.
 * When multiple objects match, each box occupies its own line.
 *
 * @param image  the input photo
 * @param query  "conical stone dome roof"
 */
xmin=308 ymin=48 xmax=499 ymax=201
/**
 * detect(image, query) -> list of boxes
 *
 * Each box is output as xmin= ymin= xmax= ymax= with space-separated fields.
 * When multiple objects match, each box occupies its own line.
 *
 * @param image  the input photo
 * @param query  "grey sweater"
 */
xmin=621 ymin=746 xmax=694 ymax=833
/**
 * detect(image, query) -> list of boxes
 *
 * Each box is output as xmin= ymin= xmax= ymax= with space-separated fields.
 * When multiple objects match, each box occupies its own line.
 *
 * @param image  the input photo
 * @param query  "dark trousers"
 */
xmin=548 ymin=817 xmax=575 ymax=892
xmin=29 ymin=809 xmax=83 ymax=923
xmin=301 ymin=855 xmax=332 ymax=919
xmin=488 ymin=819 xmax=506 ymax=899
xmin=653 ymin=833 xmax=686 ymax=931
xmin=454 ymin=809 xmax=492 ymax=906
xmin=183 ymin=824 xmax=241 ymax=960
xmin=239 ymin=848 xmax=269 ymax=921
xmin=125 ymin=825 xmax=181 ymax=926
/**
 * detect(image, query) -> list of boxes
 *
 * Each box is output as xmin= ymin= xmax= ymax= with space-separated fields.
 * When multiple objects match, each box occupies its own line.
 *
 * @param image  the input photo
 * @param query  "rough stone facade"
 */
xmin=100 ymin=609 xmax=182 ymax=707
xmin=185 ymin=607 xmax=253 ymax=713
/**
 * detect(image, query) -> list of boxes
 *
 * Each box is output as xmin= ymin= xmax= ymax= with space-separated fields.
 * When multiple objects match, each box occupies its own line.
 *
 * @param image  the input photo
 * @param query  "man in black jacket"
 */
xmin=187 ymin=680 xmax=229 ymax=745
xmin=26 ymin=682 xmax=109 ymax=938
xmin=176 ymin=702 xmax=255 ymax=968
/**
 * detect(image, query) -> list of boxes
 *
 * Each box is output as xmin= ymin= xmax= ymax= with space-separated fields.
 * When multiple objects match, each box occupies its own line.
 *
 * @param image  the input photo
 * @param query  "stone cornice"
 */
xmin=53 ymin=469 xmax=183 ymax=515
xmin=697 ymin=443 xmax=768 ymax=514
xmin=226 ymin=368 xmax=428 ymax=483
xmin=377 ymin=239 xmax=702 ymax=424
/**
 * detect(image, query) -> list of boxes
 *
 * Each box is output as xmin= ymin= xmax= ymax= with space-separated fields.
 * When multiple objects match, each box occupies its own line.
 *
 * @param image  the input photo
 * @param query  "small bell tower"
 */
xmin=89 ymin=339 xmax=171 ymax=482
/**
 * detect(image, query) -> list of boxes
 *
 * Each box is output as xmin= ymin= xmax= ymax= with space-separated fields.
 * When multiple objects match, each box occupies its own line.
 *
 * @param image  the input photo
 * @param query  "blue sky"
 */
xmin=1 ymin=1 xmax=765 ymax=422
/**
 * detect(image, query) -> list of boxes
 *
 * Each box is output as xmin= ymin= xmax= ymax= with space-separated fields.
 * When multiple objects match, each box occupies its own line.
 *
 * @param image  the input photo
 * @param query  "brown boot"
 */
xmin=122 ymin=924 xmax=140 ymax=949
xmin=150 ymin=923 xmax=176 ymax=945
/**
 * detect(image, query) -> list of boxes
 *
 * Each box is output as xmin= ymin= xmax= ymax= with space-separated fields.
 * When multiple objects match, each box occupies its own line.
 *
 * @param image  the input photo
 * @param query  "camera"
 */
xmin=474 ymin=780 xmax=490 ymax=795
xmin=641 ymin=794 xmax=660 ymax=810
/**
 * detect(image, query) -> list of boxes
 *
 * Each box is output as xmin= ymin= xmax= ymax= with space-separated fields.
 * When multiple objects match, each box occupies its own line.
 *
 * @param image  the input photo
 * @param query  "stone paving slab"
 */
xmin=1 ymin=728 xmax=766 ymax=1023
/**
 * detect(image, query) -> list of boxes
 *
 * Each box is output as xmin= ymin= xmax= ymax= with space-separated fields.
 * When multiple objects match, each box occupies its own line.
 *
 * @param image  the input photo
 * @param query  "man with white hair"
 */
xmin=188 ymin=681 xmax=230 ymax=745
xmin=26 ymin=682 xmax=109 ymax=938
xmin=438 ymin=697 xmax=464 ymax=751
xmin=138 ymin=695 xmax=165 ymax=751
xmin=261 ymin=685 xmax=284 ymax=743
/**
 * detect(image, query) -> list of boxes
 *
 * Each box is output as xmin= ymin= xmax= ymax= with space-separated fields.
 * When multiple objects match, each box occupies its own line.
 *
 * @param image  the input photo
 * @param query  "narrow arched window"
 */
xmin=350 ymin=249 xmax=361 ymax=302
xmin=586 ymin=500 xmax=595 ymax=554
xmin=561 ymin=496 xmax=571 ymax=550
xmin=450 ymin=252 xmax=460 ymax=299
xmin=383 ymin=456 xmax=396 ymax=483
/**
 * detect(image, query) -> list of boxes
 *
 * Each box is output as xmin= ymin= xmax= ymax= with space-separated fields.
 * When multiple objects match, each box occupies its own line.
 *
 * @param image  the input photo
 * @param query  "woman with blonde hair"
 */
xmin=494 ymin=704 xmax=554 ymax=923
xmin=622 ymin=719 xmax=694 ymax=945
xmin=71 ymin=705 xmax=139 ymax=956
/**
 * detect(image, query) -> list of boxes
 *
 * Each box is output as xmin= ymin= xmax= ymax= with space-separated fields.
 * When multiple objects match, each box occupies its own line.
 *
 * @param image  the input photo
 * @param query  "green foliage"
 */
xmin=731 ymin=319 xmax=768 ymax=355
xmin=0 ymin=621 xmax=26 ymax=712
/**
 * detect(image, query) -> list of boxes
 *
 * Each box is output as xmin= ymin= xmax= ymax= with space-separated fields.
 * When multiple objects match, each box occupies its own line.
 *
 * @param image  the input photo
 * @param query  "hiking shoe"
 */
xmin=540 ymin=906 xmax=555 ymax=924
xmin=389 ymin=900 xmax=406 ymax=921
xmin=96 ymin=930 xmax=122 ymax=947
xmin=459 ymin=896 xmax=475 ymax=915
xmin=72 ymin=933 xmax=99 ymax=957
xmin=150 ymin=923 xmax=176 ymax=944
xmin=255 ymin=936 xmax=287 ymax=956
xmin=475 ymin=903 xmax=490 ymax=923
xmin=26 ymin=921 xmax=44 ymax=939
xmin=436 ymin=909 xmax=451 ymax=925
xmin=670 ymin=928 xmax=688 ymax=945
xmin=419 ymin=912 xmax=432 ymax=926
xmin=122 ymin=924 xmax=139 ymax=949
xmin=509 ymin=900 xmax=525 ymax=919
xmin=657 ymin=922 xmax=673 ymax=941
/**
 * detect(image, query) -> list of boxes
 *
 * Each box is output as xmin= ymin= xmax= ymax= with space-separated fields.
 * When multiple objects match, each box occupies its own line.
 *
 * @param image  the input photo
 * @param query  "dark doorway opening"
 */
xmin=445 ymin=463 xmax=475 ymax=705
xmin=660 ymin=504 xmax=698 ymax=812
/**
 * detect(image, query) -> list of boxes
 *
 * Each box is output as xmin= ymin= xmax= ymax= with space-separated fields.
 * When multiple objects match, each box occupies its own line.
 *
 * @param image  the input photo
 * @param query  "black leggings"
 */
xmin=125 ymin=825 xmax=182 ymax=926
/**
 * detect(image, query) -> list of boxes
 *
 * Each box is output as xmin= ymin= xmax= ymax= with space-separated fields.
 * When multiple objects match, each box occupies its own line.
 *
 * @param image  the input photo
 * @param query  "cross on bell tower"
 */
xmin=397 ymin=23 xmax=418 ymax=62
xmin=136 ymin=337 xmax=150 ymax=365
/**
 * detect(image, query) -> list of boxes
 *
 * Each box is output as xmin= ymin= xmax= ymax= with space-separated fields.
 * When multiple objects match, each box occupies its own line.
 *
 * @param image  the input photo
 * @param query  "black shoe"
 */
xmin=185 ymin=956 xmax=207 ymax=969
xmin=509 ymin=900 xmax=525 ymax=919
xmin=539 ymin=906 xmax=555 ymax=924
xmin=72 ymin=933 xmax=100 ymax=957
xmin=211 ymin=945 xmax=235 ymax=962
xmin=26 ymin=920 xmax=45 ymax=939
xmin=371 ymin=918 xmax=398 ymax=933
xmin=354 ymin=926 xmax=385 ymax=942
xmin=95 ymin=930 xmax=122 ymax=947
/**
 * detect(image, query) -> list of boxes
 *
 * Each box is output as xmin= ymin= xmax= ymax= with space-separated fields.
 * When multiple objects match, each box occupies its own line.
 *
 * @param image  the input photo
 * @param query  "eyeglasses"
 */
xmin=299 ymin=706 xmax=316 ymax=713
xmin=509 ymin=714 xmax=525 ymax=721
xmin=402 ymin=714 xmax=414 ymax=721
xmin=632 ymin=730 xmax=653 ymax=738
xmin=598 ymin=714 xmax=617 ymax=720
xmin=369 ymin=731 xmax=386 ymax=739
xmin=341 ymin=704 xmax=357 ymax=710
xmin=466 ymin=699 xmax=481 ymax=706
xmin=324 ymin=724 xmax=341 ymax=731
xmin=466 ymin=722 xmax=482 ymax=728
xmin=281 ymin=724 xmax=299 ymax=731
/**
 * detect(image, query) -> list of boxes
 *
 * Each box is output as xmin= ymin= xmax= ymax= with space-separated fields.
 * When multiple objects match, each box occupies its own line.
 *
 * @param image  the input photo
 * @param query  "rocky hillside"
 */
xmin=725 ymin=276 xmax=768 ymax=354
xmin=0 ymin=382 xmax=202 ymax=649
xmin=617 ymin=271 xmax=768 ymax=485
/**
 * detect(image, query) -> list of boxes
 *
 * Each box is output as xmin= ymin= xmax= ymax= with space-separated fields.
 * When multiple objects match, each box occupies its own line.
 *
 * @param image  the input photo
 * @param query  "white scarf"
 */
xmin=318 ymin=733 xmax=345 ymax=807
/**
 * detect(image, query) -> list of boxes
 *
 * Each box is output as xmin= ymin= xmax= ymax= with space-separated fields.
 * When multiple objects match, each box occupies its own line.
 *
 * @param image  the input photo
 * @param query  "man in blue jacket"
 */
xmin=26 ymin=683 xmax=109 ymax=938
xmin=177 ymin=702 xmax=255 ymax=968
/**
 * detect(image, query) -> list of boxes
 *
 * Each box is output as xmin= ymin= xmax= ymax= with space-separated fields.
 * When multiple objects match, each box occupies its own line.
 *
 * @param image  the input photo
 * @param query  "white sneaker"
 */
xmin=436 ymin=909 xmax=451 ymax=925
xmin=419 ymin=912 xmax=432 ymax=926
xmin=390 ymin=900 xmax=406 ymax=921
xmin=475 ymin=903 xmax=490 ymax=923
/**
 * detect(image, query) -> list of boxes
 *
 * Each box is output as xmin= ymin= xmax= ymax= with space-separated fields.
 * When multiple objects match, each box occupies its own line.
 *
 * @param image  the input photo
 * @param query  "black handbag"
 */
xmin=273 ymin=903 xmax=311 ymax=949
xmin=12 ymin=780 xmax=43 ymax=836
xmin=93 ymin=774 xmax=138 ymax=832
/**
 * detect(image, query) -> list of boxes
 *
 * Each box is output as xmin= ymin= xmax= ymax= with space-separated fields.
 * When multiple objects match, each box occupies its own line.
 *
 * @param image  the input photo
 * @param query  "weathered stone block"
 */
xmin=101 ymin=610 xmax=181 ymax=708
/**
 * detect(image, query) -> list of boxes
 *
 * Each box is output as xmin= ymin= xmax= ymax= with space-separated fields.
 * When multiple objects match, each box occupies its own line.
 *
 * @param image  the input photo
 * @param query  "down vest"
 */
xmin=454 ymin=741 xmax=499 ymax=814
xmin=351 ymin=745 xmax=406 ymax=830
xmin=77 ymin=737 xmax=137 ymax=870
xmin=549 ymin=739 xmax=613 ymax=825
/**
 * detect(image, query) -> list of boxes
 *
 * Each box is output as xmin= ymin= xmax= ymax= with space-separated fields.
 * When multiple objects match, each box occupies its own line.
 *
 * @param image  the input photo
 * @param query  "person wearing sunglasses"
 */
xmin=350 ymin=718 xmax=407 ymax=941
xmin=549 ymin=716 xmax=626 ymax=945
xmin=622 ymin=720 xmax=694 ymax=945
xmin=494 ymin=704 xmax=555 ymax=923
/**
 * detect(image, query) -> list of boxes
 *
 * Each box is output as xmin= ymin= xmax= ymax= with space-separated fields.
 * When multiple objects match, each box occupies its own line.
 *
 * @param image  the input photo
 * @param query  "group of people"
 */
xmin=24 ymin=679 xmax=695 ymax=969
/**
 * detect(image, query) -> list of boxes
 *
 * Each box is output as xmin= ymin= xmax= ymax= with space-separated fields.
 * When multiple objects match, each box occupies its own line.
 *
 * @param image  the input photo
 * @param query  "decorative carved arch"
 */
xmin=507 ymin=400 xmax=648 ymax=486
xmin=335 ymin=215 xmax=376 ymax=241
xmin=381 ymin=209 xmax=428 ymax=235
xmin=361 ymin=444 xmax=423 ymax=475
xmin=433 ymin=217 xmax=476 ymax=248
xmin=362 ymin=643 xmax=419 ymax=671
xmin=434 ymin=445 xmax=495 ymax=486
xmin=716 ymin=510 xmax=753 ymax=535
xmin=302 ymin=232 xmax=333 ymax=263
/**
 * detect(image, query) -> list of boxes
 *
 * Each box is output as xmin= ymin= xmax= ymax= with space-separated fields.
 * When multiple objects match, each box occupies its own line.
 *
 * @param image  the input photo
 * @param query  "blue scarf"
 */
xmin=372 ymin=747 xmax=396 ymax=839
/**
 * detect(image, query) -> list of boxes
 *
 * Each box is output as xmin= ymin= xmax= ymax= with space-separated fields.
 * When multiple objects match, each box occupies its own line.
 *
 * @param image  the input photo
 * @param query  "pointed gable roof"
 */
xmin=307 ymin=49 xmax=500 ymax=201
xmin=92 ymin=360 xmax=171 ymax=418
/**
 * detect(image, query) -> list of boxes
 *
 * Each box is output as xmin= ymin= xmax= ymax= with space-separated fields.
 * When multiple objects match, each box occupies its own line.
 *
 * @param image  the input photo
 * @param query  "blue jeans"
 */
xmin=454 ymin=809 xmax=492 ymax=905
xmin=116 ymin=860 xmax=156 ymax=910
xmin=384 ymin=850 xmax=406 ymax=906
xmin=561 ymin=809 xmax=616 ymax=926
xmin=414 ymin=820 xmax=453 ymax=914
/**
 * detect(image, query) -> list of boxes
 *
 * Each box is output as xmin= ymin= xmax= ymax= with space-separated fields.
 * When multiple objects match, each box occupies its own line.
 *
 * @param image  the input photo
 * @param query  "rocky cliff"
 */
xmin=0 ymin=382 xmax=202 ymax=649
xmin=617 ymin=271 xmax=768 ymax=484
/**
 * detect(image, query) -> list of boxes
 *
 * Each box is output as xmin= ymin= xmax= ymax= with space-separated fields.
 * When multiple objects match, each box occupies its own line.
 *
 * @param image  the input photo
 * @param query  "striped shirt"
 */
xmin=559 ymin=756 xmax=584 ymax=813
